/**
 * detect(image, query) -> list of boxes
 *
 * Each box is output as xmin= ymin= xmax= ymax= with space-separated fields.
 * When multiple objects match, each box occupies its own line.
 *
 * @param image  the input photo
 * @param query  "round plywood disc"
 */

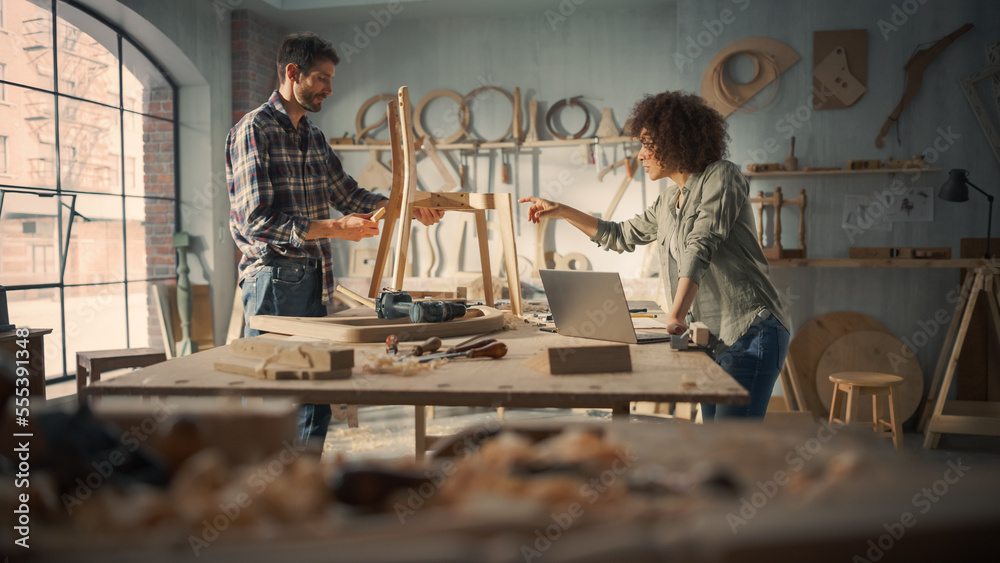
xmin=787 ymin=312 xmax=892 ymax=419
xmin=816 ymin=331 xmax=924 ymax=425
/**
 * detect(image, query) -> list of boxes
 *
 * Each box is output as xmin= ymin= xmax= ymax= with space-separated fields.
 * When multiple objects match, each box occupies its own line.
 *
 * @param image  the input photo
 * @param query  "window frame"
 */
xmin=0 ymin=0 xmax=181 ymax=385
xmin=0 ymin=135 xmax=7 ymax=174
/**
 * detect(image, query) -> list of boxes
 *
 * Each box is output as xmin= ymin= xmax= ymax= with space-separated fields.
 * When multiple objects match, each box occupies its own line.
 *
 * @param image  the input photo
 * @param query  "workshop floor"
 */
xmin=322 ymin=405 xmax=1000 ymax=468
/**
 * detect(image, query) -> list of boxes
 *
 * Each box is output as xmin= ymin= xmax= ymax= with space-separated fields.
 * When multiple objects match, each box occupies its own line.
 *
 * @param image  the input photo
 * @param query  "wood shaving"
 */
xmin=502 ymin=311 xmax=521 ymax=330
xmin=360 ymin=353 xmax=447 ymax=376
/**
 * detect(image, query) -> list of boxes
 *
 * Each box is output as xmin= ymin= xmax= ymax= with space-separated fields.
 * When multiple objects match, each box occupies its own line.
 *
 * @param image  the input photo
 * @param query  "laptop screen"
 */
xmin=539 ymin=270 xmax=639 ymax=344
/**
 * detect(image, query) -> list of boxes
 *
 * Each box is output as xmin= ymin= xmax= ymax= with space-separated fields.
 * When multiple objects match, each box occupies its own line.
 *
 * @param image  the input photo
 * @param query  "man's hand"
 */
xmin=518 ymin=197 xmax=563 ymax=223
xmin=306 ymin=214 xmax=379 ymax=241
xmin=414 ymin=207 xmax=444 ymax=226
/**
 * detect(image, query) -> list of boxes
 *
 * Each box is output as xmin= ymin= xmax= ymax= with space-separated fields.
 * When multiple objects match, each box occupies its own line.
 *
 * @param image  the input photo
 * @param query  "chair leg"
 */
xmin=76 ymin=358 xmax=89 ymax=406
xmin=494 ymin=194 xmax=522 ymax=316
xmin=829 ymin=383 xmax=844 ymax=425
xmin=474 ymin=210 xmax=494 ymax=307
xmin=872 ymin=394 xmax=881 ymax=432
xmin=889 ymin=388 xmax=904 ymax=451
xmin=845 ymin=385 xmax=860 ymax=424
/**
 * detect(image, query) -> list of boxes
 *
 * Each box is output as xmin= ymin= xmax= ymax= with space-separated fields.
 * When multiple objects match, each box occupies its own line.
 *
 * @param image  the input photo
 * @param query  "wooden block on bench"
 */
xmin=524 ymin=345 xmax=631 ymax=375
xmin=215 ymin=337 xmax=354 ymax=380
xmin=690 ymin=321 xmax=710 ymax=347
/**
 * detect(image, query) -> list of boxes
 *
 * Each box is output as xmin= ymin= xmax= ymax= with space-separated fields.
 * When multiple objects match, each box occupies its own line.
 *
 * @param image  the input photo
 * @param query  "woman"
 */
xmin=520 ymin=91 xmax=789 ymax=419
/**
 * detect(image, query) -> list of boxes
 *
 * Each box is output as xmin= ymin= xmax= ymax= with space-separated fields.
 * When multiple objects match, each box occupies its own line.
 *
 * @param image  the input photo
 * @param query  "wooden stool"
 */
xmin=77 ymin=348 xmax=166 ymax=404
xmin=828 ymin=372 xmax=904 ymax=450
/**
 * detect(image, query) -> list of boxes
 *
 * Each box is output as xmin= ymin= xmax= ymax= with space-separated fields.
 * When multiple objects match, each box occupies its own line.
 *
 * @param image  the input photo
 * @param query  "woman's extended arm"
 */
xmin=519 ymin=197 xmax=598 ymax=238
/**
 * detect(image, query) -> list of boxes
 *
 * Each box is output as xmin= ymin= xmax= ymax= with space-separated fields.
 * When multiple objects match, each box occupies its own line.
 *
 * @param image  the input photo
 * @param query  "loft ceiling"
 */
xmin=241 ymin=0 xmax=675 ymax=27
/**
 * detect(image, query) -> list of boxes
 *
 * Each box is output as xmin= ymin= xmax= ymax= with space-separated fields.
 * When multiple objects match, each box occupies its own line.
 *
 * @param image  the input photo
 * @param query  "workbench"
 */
xmin=34 ymin=420 xmax=1000 ymax=562
xmin=82 ymin=313 xmax=747 ymax=456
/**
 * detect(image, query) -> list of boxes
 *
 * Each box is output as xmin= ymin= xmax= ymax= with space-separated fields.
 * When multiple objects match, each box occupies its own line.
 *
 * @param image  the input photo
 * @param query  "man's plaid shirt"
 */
xmin=227 ymin=91 xmax=386 ymax=303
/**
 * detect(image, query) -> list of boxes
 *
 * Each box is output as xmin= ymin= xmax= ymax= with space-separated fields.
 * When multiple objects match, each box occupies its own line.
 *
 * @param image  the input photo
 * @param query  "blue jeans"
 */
xmin=701 ymin=316 xmax=789 ymax=420
xmin=241 ymin=259 xmax=332 ymax=444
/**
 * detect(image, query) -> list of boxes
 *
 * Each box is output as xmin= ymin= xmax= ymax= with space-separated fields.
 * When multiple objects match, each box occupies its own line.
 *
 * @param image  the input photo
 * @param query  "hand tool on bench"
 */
xmin=397 ymin=337 xmax=442 ymax=360
xmin=385 ymin=334 xmax=399 ymax=356
xmin=375 ymin=289 xmax=468 ymax=324
xmin=419 ymin=341 xmax=507 ymax=362
xmin=447 ymin=331 xmax=500 ymax=353
xmin=445 ymin=338 xmax=497 ymax=356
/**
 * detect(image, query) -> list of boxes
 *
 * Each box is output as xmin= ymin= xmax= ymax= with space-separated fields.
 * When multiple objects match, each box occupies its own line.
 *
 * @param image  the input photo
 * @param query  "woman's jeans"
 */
xmin=241 ymin=259 xmax=331 ymax=444
xmin=701 ymin=316 xmax=789 ymax=420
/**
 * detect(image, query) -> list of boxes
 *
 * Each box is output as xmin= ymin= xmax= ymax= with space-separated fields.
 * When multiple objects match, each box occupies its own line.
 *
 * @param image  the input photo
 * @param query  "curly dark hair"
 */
xmin=627 ymin=91 xmax=730 ymax=174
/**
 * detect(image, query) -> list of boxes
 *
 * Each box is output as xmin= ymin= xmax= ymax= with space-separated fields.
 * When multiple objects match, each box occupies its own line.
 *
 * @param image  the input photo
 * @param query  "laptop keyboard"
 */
xmin=636 ymin=331 xmax=670 ymax=342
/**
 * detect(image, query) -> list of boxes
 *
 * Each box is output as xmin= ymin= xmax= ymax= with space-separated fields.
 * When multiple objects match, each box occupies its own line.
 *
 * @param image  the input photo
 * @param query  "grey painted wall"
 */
xmin=302 ymin=0 xmax=1000 ymax=399
xmin=673 ymin=0 xmax=1000 ymax=400
xmin=83 ymin=0 xmax=236 ymax=345
xmin=85 ymin=0 xmax=999 ymax=397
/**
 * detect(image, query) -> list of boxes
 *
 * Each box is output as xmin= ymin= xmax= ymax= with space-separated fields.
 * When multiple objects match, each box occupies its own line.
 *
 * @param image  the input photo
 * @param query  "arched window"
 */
xmin=0 ymin=0 xmax=178 ymax=384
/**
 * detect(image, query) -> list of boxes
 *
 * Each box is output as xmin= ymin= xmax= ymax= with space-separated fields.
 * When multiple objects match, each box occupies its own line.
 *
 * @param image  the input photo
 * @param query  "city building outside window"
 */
xmin=0 ymin=0 xmax=179 ymax=384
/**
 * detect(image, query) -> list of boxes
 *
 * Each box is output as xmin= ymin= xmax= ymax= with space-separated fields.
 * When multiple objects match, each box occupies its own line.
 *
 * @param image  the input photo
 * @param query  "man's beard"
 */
xmin=295 ymin=85 xmax=322 ymax=112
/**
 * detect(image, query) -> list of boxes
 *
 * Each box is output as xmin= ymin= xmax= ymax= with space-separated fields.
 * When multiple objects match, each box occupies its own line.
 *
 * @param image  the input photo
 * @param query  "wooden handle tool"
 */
xmin=420 ymin=341 xmax=507 ymax=362
xmin=398 ymin=337 xmax=442 ymax=360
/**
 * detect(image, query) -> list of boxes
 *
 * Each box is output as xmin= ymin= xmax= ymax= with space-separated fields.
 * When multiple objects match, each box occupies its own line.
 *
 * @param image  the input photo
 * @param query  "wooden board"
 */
xmin=700 ymin=37 xmax=800 ymax=118
xmin=154 ymin=283 xmax=214 ymax=359
xmin=523 ymin=345 xmax=631 ymax=375
xmin=959 ymin=64 xmax=1000 ymax=167
xmin=248 ymin=306 xmax=505 ymax=343
xmin=84 ymin=327 xmax=748 ymax=408
xmin=231 ymin=337 xmax=354 ymax=370
xmin=214 ymin=356 xmax=353 ymax=380
xmin=848 ymin=247 xmax=951 ymax=259
xmin=813 ymin=29 xmax=867 ymax=110
xmin=787 ymin=312 xmax=892 ymax=418
xmin=91 ymin=401 xmax=297 ymax=467
xmin=815 ymin=331 xmax=924 ymax=424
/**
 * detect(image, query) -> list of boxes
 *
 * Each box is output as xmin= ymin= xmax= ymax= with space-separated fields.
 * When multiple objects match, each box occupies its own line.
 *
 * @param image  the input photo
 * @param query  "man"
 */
xmin=227 ymin=32 xmax=441 ymax=445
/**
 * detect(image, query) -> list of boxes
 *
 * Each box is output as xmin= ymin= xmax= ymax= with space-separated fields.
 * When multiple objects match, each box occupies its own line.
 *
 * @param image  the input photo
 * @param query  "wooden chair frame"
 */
xmin=751 ymin=186 xmax=806 ymax=260
xmin=367 ymin=86 xmax=522 ymax=316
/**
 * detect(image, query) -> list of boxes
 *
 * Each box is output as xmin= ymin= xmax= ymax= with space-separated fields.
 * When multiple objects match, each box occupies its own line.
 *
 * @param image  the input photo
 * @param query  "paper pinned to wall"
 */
xmin=884 ymin=187 xmax=933 ymax=222
xmin=843 ymin=194 xmax=892 ymax=234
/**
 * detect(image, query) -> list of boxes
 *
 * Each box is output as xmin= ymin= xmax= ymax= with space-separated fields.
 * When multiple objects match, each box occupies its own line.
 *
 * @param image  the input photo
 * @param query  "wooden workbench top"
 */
xmin=86 ymin=324 xmax=747 ymax=408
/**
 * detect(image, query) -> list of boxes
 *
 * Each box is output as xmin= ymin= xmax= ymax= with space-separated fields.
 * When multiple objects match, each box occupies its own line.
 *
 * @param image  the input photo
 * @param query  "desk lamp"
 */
xmin=939 ymin=169 xmax=994 ymax=259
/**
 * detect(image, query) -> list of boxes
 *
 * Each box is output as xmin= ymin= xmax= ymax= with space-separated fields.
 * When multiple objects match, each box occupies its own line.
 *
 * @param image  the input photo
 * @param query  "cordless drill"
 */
xmin=375 ymin=289 xmax=467 ymax=323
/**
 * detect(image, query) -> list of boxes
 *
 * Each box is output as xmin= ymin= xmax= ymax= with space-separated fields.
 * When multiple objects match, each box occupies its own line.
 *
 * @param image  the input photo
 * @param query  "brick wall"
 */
xmin=143 ymin=86 xmax=177 ymax=350
xmin=231 ymin=10 xmax=286 ymax=125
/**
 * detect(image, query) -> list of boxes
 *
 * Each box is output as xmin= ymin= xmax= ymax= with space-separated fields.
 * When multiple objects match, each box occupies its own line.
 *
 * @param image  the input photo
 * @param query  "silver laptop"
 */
xmin=539 ymin=270 xmax=671 ymax=344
